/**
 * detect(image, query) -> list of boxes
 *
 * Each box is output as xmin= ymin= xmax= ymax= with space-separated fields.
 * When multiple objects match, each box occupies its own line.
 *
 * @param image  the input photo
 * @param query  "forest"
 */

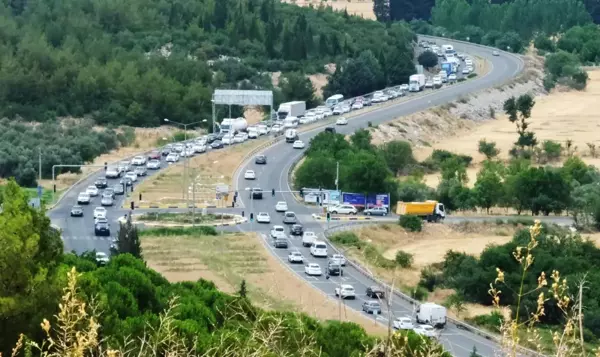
xmin=0 ymin=180 xmax=448 ymax=356
xmin=0 ymin=0 xmax=415 ymax=127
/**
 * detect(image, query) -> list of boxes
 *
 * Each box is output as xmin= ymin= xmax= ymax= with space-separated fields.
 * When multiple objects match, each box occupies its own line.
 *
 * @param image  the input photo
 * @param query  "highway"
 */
xmin=48 ymin=36 xmax=531 ymax=356
xmin=232 ymin=37 xmax=525 ymax=357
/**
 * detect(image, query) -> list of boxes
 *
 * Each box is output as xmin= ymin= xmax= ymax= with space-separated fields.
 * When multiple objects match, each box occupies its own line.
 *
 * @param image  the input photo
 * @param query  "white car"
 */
xmin=492 ymin=50 xmax=499 ymax=56
xmin=270 ymin=225 xmax=286 ymax=239
xmin=425 ymin=80 xmax=434 ymax=88
xmin=331 ymin=254 xmax=346 ymax=266
xmin=166 ymin=153 xmax=179 ymax=162
xmin=288 ymin=251 xmax=304 ymax=263
xmin=328 ymin=204 xmax=358 ymax=215
xmin=322 ymin=108 xmax=333 ymax=117
xmin=305 ymin=263 xmax=322 ymax=276
xmin=336 ymin=117 xmax=348 ymax=125
xmin=257 ymin=125 xmax=268 ymax=135
xmin=448 ymin=74 xmax=457 ymax=82
xmin=256 ymin=212 xmax=270 ymax=223
xmin=193 ymin=144 xmax=207 ymax=153
xmin=244 ymin=170 xmax=256 ymax=180
xmin=95 ymin=252 xmax=110 ymax=265
xmin=293 ymin=140 xmax=305 ymax=149
xmin=131 ymin=156 xmax=146 ymax=165
xmin=462 ymin=68 xmax=470 ymax=75
xmin=393 ymin=317 xmax=414 ymax=330
xmin=247 ymin=129 xmax=258 ymax=139
xmin=341 ymin=105 xmax=351 ymax=113
xmin=351 ymin=101 xmax=363 ymax=110
xmin=181 ymin=148 xmax=195 ymax=157
xmin=233 ymin=134 xmax=246 ymax=143
xmin=271 ymin=124 xmax=283 ymax=133
xmin=77 ymin=192 xmax=91 ymax=204
xmin=335 ymin=284 xmax=356 ymax=299
xmin=413 ymin=325 xmax=438 ymax=339
xmin=400 ymin=84 xmax=409 ymax=91
xmin=466 ymin=66 xmax=474 ymax=73
xmin=124 ymin=172 xmax=138 ymax=182
xmin=302 ymin=231 xmax=317 ymax=247
xmin=222 ymin=135 xmax=234 ymax=145
xmin=310 ymin=241 xmax=328 ymax=257
xmin=86 ymin=186 xmax=99 ymax=197
xmin=332 ymin=106 xmax=343 ymax=115
xmin=465 ymin=59 xmax=473 ymax=66
xmin=275 ymin=201 xmax=288 ymax=212
xmin=93 ymin=207 xmax=107 ymax=219
xmin=146 ymin=160 xmax=161 ymax=169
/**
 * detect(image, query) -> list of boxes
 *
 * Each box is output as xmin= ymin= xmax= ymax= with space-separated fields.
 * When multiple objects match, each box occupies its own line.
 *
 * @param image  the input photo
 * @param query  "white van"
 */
xmin=285 ymin=129 xmax=298 ymax=143
xmin=325 ymin=94 xmax=344 ymax=108
xmin=283 ymin=116 xmax=299 ymax=128
xmin=416 ymin=302 xmax=447 ymax=328
xmin=310 ymin=241 xmax=328 ymax=257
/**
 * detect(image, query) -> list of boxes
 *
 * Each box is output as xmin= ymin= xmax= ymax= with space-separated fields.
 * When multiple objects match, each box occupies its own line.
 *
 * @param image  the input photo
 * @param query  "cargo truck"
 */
xmin=396 ymin=200 xmax=445 ymax=222
xmin=409 ymin=74 xmax=426 ymax=92
xmin=219 ymin=118 xmax=248 ymax=135
xmin=277 ymin=101 xmax=306 ymax=120
xmin=416 ymin=302 xmax=447 ymax=328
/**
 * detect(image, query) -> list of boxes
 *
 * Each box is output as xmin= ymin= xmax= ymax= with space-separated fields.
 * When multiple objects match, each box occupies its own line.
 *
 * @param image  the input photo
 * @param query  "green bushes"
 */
xmin=399 ymin=215 xmax=423 ymax=232
xmin=330 ymin=231 xmax=362 ymax=246
xmin=395 ymin=250 xmax=414 ymax=268
xmin=140 ymin=226 xmax=218 ymax=236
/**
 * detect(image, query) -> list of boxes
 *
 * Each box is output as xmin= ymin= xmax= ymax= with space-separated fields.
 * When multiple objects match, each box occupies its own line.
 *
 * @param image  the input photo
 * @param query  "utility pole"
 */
xmin=212 ymin=99 xmax=216 ymax=134
xmin=192 ymin=169 xmax=196 ymax=227
xmin=335 ymin=161 xmax=339 ymax=192
xmin=38 ymin=147 xmax=42 ymax=182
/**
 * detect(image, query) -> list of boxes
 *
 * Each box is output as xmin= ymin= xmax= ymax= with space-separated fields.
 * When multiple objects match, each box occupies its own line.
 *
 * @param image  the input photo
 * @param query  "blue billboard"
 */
xmin=342 ymin=192 xmax=366 ymax=206
xmin=366 ymin=194 xmax=390 ymax=209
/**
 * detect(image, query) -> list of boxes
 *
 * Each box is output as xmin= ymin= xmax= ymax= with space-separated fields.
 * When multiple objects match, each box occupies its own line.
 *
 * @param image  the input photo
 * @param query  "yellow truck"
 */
xmin=396 ymin=200 xmax=445 ymax=222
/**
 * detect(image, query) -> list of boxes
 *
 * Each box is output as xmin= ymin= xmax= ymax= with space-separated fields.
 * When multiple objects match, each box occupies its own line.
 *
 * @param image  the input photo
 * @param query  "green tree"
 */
xmin=478 ymin=139 xmax=500 ymax=159
xmin=342 ymin=150 xmax=393 ymax=194
xmin=295 ymin=155 xmax=337 ymax=189
xmin=238 ymin=279 xmax=248 ymax=298
xmin=381 ymin=140 xmax=416 ymax=175
xmin=112 ymin=215 xmax=142 ymax=259
xmin=279 ymin=72 xmax=318 ymax=107
xmin=473 ymin=161 xmax=504 ymax=213
xmin=373 ymin=0 xmax=390 ymax=22
xmin=504 ymin=94 xmax=537 ymax=156
xmin=399 ymin=215 xmax=423 ymax=232
xmin=397 ymin=176 xmax=436 ymax=202
xmin=417 ymin=50 xmax=438 ymax=68
xmin=350 ymin=129 xmax=375 ymax=152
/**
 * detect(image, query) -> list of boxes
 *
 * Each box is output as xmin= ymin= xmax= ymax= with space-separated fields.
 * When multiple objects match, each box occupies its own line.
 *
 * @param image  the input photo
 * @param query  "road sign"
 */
xmin=216 ymin=184 xmax=229 ymax=194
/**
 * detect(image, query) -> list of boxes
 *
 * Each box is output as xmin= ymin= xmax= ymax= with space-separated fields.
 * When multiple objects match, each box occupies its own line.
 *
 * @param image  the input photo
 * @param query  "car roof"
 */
xmin=273 ymin=225 xmax=284 ymax=229
xmin=291 ymin=251 xmax=302 ymax=255
xmin=258 ymin=212 xmax=268 ymax=215
xmin=341 ymin=284 xmax=354 ymax=289
xmin=308 ymin=263 xmax=319 ymax=267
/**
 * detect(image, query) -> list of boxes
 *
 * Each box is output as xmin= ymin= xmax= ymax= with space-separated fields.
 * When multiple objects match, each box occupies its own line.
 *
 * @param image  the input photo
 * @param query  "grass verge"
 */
xmin=137 ymin=212 xmax=234 ymax=224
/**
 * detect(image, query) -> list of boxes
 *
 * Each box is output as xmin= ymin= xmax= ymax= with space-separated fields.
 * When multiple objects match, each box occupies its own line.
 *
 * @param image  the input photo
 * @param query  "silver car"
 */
xmin=101 ymin=196 xmax=114 ymax=206
xmin=283 ymin=211 xmax=297 ymax=224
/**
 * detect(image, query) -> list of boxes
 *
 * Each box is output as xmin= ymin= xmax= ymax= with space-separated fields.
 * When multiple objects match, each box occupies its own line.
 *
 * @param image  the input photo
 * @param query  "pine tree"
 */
xmin=238 ymin=279 xmax=248 ymax=298
xmin=113 ymin=215 xmax=142 ymax=259
xmin=373 ymin=0 xmax=390 ymax=22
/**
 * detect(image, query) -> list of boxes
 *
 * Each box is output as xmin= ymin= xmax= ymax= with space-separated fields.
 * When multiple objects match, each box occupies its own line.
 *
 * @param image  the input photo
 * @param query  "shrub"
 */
xmin=399 ymin=215 xmax=423 ymax=232
xmin=394 ymin=250 xmax=414 ymax=268
xmin=419 ymin=266 xmax=442 ymax=291
xmin=457 ymin=77 xmax=466 ymax=82
xmin=140 ymin=226 xmax=218 ymax=236
xmin=412 ymin=286 xmax=429 ymax=301
xmin=364 ymin=245 xmax=396 ymax=268
xmin=330 ymin=231 xmax=361 ymax=246
xmin=467 ymin=73 xmax=477 ymax=78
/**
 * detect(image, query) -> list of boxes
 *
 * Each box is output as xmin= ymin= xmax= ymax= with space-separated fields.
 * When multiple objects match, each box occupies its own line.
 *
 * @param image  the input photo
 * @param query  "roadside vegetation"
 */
xmin=137 ymin=212 xmax=235 ymax=224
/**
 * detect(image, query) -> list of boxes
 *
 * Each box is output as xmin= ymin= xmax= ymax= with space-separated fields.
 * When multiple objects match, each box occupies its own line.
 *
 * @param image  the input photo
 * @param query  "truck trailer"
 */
xmin=219 ymin=118 xmax=248 ymax=135
xmin=408 ymin=74 xmax=426 ymax=92
xmin=277 ymin=101 xmax=306 ymax=120
xmin=396 ymin=200 xmax=445 ymax=222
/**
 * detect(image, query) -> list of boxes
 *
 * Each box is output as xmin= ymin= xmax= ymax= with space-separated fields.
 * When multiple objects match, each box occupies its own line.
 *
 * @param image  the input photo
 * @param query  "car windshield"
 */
xmin=285 ymin=213 xmax=295 ymax=217
xmin=275 ymin=227 xmax=284 ymax=232
xmin=72 ymin=206 xmax=82 ymax=209
xmin=315 ymin=244 xmax=326 ymax=249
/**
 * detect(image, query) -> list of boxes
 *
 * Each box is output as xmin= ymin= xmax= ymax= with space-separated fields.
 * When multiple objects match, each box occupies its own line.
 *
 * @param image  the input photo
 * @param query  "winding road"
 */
xmin=47 ymin=36 xmax=551 ymax=356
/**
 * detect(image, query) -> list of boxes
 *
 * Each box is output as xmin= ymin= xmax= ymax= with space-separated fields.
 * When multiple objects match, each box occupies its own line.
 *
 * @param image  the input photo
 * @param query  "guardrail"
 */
xmin=320 ymin=222 xmax=544 ymax=357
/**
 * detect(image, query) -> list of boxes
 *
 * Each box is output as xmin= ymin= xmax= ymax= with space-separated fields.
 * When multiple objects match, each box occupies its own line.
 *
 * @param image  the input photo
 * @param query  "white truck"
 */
xmin=219 ymin=118 xmax=247 ymax=135
xmin=409 ymin=74 xmax=426 ymax=92
xmin=416 ymin=302 xmax=447 ymax=328
xmin=277 ymin=101 xmax=306 ymax=120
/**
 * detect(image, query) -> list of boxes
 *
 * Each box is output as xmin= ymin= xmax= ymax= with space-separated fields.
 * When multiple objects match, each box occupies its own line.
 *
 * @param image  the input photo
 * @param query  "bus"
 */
xmin=325 ymin=94 xmax=344 ymax=108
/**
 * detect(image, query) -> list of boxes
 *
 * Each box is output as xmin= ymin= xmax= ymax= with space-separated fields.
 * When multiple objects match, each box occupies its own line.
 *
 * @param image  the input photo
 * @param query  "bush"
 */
xmin=419 ymin=266 xmax=442 ymax=291
xmin=467 ymin=73 xmax=477 ymax=78
xmin=412 ymin=286 xmax=429 ymax=301
xmin=364 ymin=245 xmax=396 ymax=269
xmin=457 ymin=77 xmax=466 ymax=82
xmin=330 ymin=231 xmax=362 ymax=246
xmin=418 ymin=50 xmax=438 ymax=68
xmin=395 ymin=250 xmax=414 ymax=268
xmin=140 ymin=226 xmax=218 ymax=236
xmin=468 ymin=311 xmax=505 ymax=331
xmin=399 ymin=215 xmax=423 ymax=232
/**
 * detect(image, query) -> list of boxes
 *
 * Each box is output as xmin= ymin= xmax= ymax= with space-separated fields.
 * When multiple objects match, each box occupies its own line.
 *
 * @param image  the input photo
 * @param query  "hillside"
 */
xmin=0 ymin=0 xmax=415 ymax=128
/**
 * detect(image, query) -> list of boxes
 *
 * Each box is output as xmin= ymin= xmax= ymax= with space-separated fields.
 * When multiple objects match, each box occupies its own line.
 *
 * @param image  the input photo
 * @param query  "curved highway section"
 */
xmin=234 ymin=37 xmax=523 ymax=357
xmin=48 ymin=36 xmax=523 ymax=356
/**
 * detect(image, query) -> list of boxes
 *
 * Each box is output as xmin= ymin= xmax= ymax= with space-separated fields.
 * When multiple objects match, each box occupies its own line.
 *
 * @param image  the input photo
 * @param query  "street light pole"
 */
xmin=335 ymin=161 xmax=339 ymax=192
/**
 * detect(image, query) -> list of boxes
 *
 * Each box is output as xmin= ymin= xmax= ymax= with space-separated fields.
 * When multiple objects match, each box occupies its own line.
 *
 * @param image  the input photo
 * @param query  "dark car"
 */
xmin=94 ymin=179 xmax=108 ymax=189
xmin=94 ymin=222 xmax=110 ymax=236
xmin=290 ymin=224 xmax=303 ymax=236
xmin=327 ymin=262 xmax=341 ymax=276
xmin=362 ymin=301 xmax=382 ymax=314
xmin=255 ymin=155 xmax=267 ymax=165
xmin=113 ymin=184 xmax=125 ymax=195
xmin=211 ymin=140 xmax=224 ymax=149
xmin=206 ymin=134 xmax=217 ymax=143
xmin=161 ymin=148 xmax=171 ymax=156
xmin=366 ymin=286 xmax=385 ymax=299
xmin=251 ymin=188 xmax=263 ymax=199
xmin=120 ymin=177 xmax=133 ymax=187
xmin=148 ymin=151 xmax=161 ymax=160
xmin=274 ymin=238 xmax=288 ymax=248
xmin=324 ymin=127 xmax=336 ymax=134
xmin=70 ymin=205 xmax=84 ymax=217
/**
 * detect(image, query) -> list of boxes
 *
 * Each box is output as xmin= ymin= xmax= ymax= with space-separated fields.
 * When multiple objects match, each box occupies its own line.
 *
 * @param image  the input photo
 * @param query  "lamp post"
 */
xmin=163 ymin=118 xmax=207 ymax=205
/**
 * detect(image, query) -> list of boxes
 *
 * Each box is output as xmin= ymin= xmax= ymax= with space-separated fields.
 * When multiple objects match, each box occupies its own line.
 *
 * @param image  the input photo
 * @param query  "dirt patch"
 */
xmin=417 ymin=69 xmax=600 ymax=188
xmin=309 ymin=73 xmax=329 ymax=100
xmin=42 ymin=126 xmax=177 ymax=192
xmin=142 ymin=232 xmax=386 ymax=335
xmin=244 ymin=107 xmax=265 ymax=125
xmin=132 ymin=139 xmax=267 ymax=208
xmin=283 ymin=0 xmax=376 ymax=19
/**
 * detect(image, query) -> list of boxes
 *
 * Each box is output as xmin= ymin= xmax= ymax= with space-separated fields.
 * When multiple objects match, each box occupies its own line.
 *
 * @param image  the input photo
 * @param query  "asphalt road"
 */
xmin=233 ymin=38 xmax=525 ymax=357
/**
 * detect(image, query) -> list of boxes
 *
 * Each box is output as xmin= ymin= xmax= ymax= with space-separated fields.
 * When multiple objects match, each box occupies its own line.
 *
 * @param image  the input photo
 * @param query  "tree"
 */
xmin=473 ymin=162 xmax=504 ymax=213
xmin=418 ymin=50 xmax=438 ymax=68
xmin=279 ymin=72 xmax=318 ymax=107
xmin=503 ymin=94 xmax=537 ymax=157
xmin=294 ymin=155 xmax=338 ymax=189
xmin=373 ymin=0 xmax=390 ymax=22
xmin=350 ymin=129 xmax=375 ymax=152
xmin=478 ymin=139 xmax=500 ymax=159
xmin=342 ymin=150 xmax=393 ymax=194
xmin=238 ymin=279 xmax=248 ymax=298
xmin=381 ymin=140 xmax=416 ymax=175
xmin=113 ymin=215 xmax=142 ymax=259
